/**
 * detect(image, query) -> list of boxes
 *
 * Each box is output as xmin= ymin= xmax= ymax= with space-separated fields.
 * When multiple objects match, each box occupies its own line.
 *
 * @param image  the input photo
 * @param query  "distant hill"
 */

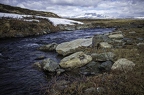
xmin=0 ymin=3 xmax=59 ymax=18
xmin=65 ymin=13 xmax=111 ymax=19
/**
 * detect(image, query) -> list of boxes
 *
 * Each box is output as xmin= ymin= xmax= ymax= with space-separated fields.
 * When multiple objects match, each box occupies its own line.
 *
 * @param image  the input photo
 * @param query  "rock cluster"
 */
xmin=35 ymin=30 xmax=135 ymax=76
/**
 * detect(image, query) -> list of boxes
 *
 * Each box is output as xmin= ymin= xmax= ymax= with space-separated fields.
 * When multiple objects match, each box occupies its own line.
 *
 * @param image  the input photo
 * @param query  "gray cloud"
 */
xmin=0 ymin=0 xmax=144 ymax=17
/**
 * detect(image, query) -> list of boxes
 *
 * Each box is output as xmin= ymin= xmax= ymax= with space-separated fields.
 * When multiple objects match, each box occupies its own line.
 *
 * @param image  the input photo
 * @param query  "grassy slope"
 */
xmin=0 ymin=3 xmax=59 ymax=17
xmin=0 ymin=3 xmax=60 ymax=38
xmin=0 ymin=18 xmax=60 ymax=38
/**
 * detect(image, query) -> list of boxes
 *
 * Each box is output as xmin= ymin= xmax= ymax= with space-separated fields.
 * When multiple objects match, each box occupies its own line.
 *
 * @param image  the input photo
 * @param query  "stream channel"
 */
xmin=0 ymin=28 xmax=114 ymax=95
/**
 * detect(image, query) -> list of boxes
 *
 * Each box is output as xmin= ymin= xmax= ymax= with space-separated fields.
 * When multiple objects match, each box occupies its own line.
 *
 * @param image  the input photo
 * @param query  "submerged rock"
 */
xmin=59 ymin=51 xmax=92 ymax=69
xmin=39 ymin=43 xmax=58 ymax=51
xmin=111 ymin=58 xmax=135 ymax=71
xmin=35 ymin=56 xmax=46 ymax=60
xmin=56 ymin=38 xmax=92 ymax=56
xmin=41 ymin=58 xmax=59 ymax=72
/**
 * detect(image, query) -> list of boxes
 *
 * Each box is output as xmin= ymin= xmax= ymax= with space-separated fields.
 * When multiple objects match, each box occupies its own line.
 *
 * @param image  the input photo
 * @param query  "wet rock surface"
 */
xmin=39 ymin=43 xmax=58 ymax=51
xmin=41 ymin=58 xmax=60 ymax=72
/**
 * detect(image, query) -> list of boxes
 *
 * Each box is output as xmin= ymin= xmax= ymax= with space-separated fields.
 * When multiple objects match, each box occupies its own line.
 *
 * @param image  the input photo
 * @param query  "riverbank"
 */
xmin=41 ymin=19 xmax=144 ymax=95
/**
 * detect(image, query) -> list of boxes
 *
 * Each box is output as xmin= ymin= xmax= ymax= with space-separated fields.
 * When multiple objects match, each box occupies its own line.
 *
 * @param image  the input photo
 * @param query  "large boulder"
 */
xmin=41 ymin=58 xmax=59 ymax=72
xmin=56 ymin=38 xmax=92 ymax=56
xmin=59 ymin=51 xmax=92 ymax=69
xmin=39 ymin=43 xmax=58 ymax=51
xmin=91 ymin=52 xmax=115 ymax=61
xmin=111 ymin=58 xmax=135 ymax=71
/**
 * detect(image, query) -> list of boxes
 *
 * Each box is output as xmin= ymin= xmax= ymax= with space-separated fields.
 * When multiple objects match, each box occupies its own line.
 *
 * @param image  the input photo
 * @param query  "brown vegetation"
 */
xmin=0 ymin=17 xmax=60 ymax=38
xmin=43 ymin=19 xmax=144 ymax=95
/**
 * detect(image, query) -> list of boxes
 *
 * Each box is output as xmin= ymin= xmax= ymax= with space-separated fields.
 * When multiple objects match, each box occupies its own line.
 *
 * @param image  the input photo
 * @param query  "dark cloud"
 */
xmin=0 ymin=0 xmax=144 ymax=17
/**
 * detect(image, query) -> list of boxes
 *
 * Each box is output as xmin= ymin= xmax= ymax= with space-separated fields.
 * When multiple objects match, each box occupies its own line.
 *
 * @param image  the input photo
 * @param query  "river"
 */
xmin=0 ymin=28 xmax=114 ymax=95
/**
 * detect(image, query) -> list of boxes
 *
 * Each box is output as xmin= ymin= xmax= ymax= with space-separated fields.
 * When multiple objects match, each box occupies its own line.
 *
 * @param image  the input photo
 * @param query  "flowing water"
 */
xmin=0 ymin=28 xmax=114 ymax=95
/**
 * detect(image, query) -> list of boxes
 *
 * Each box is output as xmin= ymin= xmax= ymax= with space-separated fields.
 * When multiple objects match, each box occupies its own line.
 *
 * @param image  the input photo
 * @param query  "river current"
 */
xmin=0 ymin=28 xmax=114 ymax=95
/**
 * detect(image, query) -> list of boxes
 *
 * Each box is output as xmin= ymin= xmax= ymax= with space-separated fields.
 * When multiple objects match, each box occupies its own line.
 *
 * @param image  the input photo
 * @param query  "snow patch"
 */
xmin=23 ymin=19 xmax=40 ymax=22
xmin=48 ymin=17 xmax=83 ymax=26
xmin=0 ymin=12 xmax=83 ymax=26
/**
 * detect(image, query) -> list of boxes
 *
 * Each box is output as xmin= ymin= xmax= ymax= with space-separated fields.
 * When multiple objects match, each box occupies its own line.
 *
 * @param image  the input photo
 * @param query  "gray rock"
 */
xmin=111 ymin=58 xmax=135 ymax=71
xmin=129 ymin=31 xmax=136 ymax=34
xmin=113 ymin=39 xmax=123 ymax=43
xmin=0 ymin=53 xmax=3 ymax=57
xmin=41 ymin=58 xmax=59 ymax=72
xmin=39 ymin=43 xmax=58 ymax=51
xmin=91 ymin=52 xmax=115 ymax=61
xmin=122 ymin=38 xmax=133 ymax=45
xmin=137 ymin=38 xmax=143 ymax=41
xmin=56 ymin=69 xmax=65 ymax=75
xmin=80 ymin=61 xmax=100 ymax=75
xmin=137 ymin=43 xmax=144 ymax=46
xmin=59 ymin=51 xmax=92 ymax=69
xmin=92 ymin=34 xmax=104 ymax=48
xmin=84 ymin=87 xmax=96 ymax=95
xmin=99 ymin=42 xmax=113 ymax=48
xmin=108 ymin=34 xmax=124 ymax=39
xmin=97 ymin=87 xmax=105 ymax=93
xmin=98 ymin=60 xmax=113 ymax=71
xmin=33 ymin=62 xmax=41 ymax=69
xmin=56 ymin=38 xmax=92 ymax=56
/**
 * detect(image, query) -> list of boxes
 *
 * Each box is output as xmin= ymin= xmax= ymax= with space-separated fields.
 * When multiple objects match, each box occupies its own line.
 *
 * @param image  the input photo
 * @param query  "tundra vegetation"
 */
xmin=0 ymin=3 xmax=144 ymax=95
xmin=42 ymin=19 xmax=144 ymax=95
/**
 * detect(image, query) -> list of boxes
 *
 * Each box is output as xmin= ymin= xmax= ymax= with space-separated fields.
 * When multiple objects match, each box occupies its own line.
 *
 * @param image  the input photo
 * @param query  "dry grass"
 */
xmin=43 ymin=19 xmax=144 ymax=95
xmin=0 ymin=18 xmax=60 ymax=38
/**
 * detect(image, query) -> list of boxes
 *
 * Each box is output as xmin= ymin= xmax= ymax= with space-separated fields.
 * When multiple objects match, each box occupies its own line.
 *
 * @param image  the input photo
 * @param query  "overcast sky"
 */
xmin=0 ymin=0 xmax=144 ymax=17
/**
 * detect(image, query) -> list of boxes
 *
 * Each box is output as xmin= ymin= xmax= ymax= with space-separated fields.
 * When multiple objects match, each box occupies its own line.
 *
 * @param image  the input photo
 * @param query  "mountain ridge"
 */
xmin=0 ymin=3 xmax=59 ymax=18
xmin=65 ymin=13 xmax=111 ymax=19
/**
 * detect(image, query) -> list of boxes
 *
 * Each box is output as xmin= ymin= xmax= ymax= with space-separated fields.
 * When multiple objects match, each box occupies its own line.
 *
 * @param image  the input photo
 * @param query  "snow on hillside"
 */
xmin=134 ymin=17 xmax=144 ymax=19
xmin=66 ymin=13 xmax=110 ymax=19
xmin=0 ymin=12 xmax=83 ymax=26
